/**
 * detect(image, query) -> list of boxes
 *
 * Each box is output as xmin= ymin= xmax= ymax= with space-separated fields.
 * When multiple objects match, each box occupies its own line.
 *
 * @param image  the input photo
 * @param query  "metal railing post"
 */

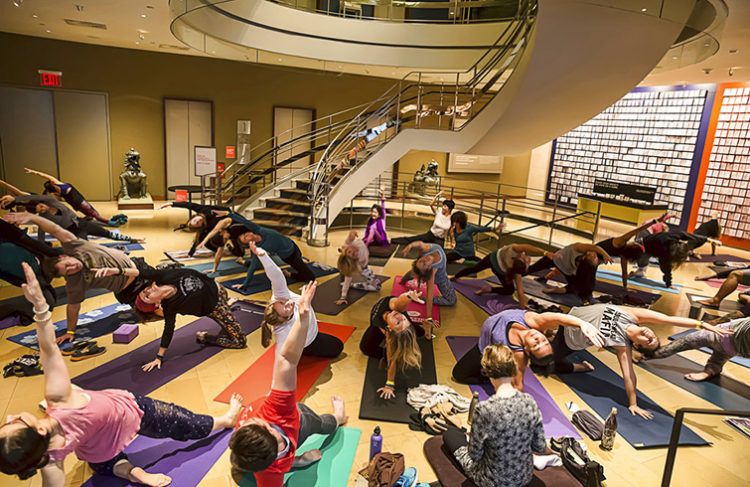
xmin=452 ymin=72 xmax=460 ymax=129
xmin=416 ymin=73 xmax=423 ymax=129
xmin=548 ymin=196 xmax=559 ymax=246
xmin=401 ymin=184 xmax=406 ymax=231
xmin=592 ymin=201 xmax=602 ymax=242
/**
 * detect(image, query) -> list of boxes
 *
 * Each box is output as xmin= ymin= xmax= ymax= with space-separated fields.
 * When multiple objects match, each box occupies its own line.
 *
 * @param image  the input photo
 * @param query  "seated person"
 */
xmin=442 ymin=344 xmax=546 ymax=487
xmin=452 ymin=308 xmax=604 ymax=386
xmin=445 ymin=211 xmax=500 ymax=263
xmin=360 ymin=291 xmax=426 ymax=399
xmin=696 ymin=268 xmax=750 ymax=308
xmin=452 ymin=243 xmax=551 ymax=308
xmin=528 ymin=243 xmax=612 ymax=303
xmin=229 ymin=282 xmax=349 ymax=486
xmin=392 ymin=192 xmax=454 ymax=247
xmin=251 ymin=242 xmax=343 ymax=358
xmin=336 ymin=231 xmax=381 ymax=306
xmin=363 ymin=189 xmax=389 ymax=247
xmin=0 ymin=262 xmax=244 ymax=486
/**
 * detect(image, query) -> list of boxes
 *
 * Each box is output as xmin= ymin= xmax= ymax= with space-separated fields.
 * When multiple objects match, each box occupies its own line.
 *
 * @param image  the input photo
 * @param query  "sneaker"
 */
xmin=61 ymin=340 xmax=95 ymax=356
xmin=70 ymin=342 xmax=107 ymax=362
xmin=393 ymin=467 xmax=417 ymax=487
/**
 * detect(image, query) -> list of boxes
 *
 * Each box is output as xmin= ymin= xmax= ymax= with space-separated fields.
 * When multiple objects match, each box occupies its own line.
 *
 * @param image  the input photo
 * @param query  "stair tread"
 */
xmin=267 ymin=197 xmax=311 ymax=205
xmin=281 ymin=188 xmax=308 ymax=194
xmin=254 ymin=208 xmax=309 ymax=218
xmin=253 ymin=219 xmax=305 ymax=229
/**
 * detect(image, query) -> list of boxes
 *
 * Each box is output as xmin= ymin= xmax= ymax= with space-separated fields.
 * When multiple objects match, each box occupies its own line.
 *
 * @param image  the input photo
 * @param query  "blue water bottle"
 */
xmin=369 ymin=426 xmax=383 ymax=460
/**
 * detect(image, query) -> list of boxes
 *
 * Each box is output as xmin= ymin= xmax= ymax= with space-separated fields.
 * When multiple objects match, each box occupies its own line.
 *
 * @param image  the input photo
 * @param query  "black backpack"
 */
xmin=560 ymin=437 xmax=605 ymax=487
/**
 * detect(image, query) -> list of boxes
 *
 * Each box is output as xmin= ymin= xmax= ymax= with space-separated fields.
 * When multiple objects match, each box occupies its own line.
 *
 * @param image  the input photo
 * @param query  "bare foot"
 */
xmin=475 ymin=285 xmax=492 ymax=296
xmin=292 ymin=449 xmax=322 ymax=468
xmin=694 ymin=275 xmax=712 ymax=281
xmin=215 ymin=393 xmax=244 ymax=429
xmin=685 ymin=371 xmax=716 ymax=382
xmin=697 ymin=298 xmax=720 ymax=308
xmin=331 ymin=395 xmax=348 ymax=426
xmin=129 ymin=469 xmax=172 ymax=487
xmin=573 ymin=361 xmax=595 ymax=373
xmin=739 ymin=294 xmax=750 ymax=305
xmin=195 ymin=331 xmax=207 ymax=344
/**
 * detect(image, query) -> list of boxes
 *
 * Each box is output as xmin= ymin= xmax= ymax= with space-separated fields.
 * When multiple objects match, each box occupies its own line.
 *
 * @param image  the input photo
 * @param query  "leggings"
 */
xmin=283 ymin=244 xmax=315 ymax=283
xmin=527 ymin=256 xmax=593 ymax=301
xmin=302 ymin=331 xmax=344 ymax=358
xmin=298 ymin=402 xmax=338 ymax=446
xmin=649 ymin=323 xmax=738 ymax=376
xmin=79 ymin=200 xmax=110 ymax=225
xmin=391 ymin=231 xmax=445 ymax=248
xmin=88 ymin=395 xmax=214 ymax=476
xmin=445 ymin=250 xmax=476 ymax=263
xmin=551 ymin=328 xmax=577 ymax=374
xmin=359 ymin=323 xmax=425 ymax=360
xmin=74 ymin=220 xmax=136 ymax=242
xmin=451 ymin=344 xmax=487 ymax=384
xmin=202 ymin=286 xmax=247 ymax=348
xmin=453 ymin=254 xmax=515 ymax=295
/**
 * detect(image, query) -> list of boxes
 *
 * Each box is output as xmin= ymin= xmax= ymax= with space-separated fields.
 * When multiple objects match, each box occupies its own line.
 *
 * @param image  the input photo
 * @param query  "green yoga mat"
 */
xmin=240 ymin=427 xmax=361 ymax=487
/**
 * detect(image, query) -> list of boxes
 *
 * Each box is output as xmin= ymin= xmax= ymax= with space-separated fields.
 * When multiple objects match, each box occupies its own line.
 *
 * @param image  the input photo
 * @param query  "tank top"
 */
xmin=478 ymin=308 xmax=529 ymax=353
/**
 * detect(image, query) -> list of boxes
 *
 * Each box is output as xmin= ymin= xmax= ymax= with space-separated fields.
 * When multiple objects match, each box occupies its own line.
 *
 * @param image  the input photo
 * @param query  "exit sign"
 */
xmin=38 ymin=70 xmax=62 ymax=87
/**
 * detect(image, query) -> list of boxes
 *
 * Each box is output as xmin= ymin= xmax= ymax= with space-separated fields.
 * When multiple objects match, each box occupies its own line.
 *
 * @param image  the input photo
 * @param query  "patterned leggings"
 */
xmin=203 ymin=286 xmax=247 ymax=348
xmin=351 ymin=266 xmax=381 ymax=292
xmin=79 ymin=200 xmax=110 ymax=225
xmin=649 ymin=324 xmax=735 ymax=376
xmin=89 ymin=395 xmax=214 ymax=476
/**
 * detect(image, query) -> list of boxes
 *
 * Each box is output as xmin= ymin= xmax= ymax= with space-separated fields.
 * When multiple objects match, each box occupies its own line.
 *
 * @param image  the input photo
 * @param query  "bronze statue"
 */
xmin=408 ymin=159 xmax=440 ymax=195
xmin=119 ymin=148 xmax=148 ymax=199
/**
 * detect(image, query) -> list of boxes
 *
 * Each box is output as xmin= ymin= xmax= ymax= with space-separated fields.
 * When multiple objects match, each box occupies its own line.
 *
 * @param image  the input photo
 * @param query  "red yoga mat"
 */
xmin=214 ymin=322 xmax=354 ymax=406
xmin=391 ymin=275 xmax=441 ymax=323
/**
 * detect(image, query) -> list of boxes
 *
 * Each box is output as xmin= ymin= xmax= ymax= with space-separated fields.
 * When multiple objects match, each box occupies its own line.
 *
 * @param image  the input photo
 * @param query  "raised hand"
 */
xmin=299 ymin=281 xmax=318 ymax=315
xmin=4 ymin=211 xmax=32 ymax=225
xmin=248 ymin=242 xmax=266 ymax=257
xmin=580 ymin=322 xmax=605 ymax=348
xmin=20 ymin=262 xmax=47 ymax=310
xmin=405 ymin=290 xmax=424 ymax=304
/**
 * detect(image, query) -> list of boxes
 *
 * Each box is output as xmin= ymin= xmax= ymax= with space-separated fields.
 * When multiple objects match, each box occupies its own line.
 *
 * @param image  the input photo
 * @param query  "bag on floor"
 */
xmin=365 ymin=452 xmax=405 ymax=487
xmin=3 ymin=354 xmax=43 ymax=378
xmin=409 ymin=401 xmax=463 ymax=435
xmin=560 ymin=437 xmax=605 ymax=487
xmin=571 ymin=410 xmax=604 ymax=441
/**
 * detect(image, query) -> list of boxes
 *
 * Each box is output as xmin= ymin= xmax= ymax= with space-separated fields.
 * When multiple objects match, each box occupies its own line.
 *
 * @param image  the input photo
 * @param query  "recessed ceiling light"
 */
xmin=32 ymin=13 xmax=38 ymax=18
xmin=12 ymin=0 xmax=24 ymax=7
xmin=672 ymin=56 xmax=678 ymax=60
xmin=45 ymin=29 xmax=51 ymax=33
xmin=641 ymin=8 xmax=647 ymax=12
xmin=278 ymin=57 xmax=282 ymax=61
xmin=141 ymin=14 xmax=147 ymax=18
xmin=135 ymin=41 xmax=140 ymax=45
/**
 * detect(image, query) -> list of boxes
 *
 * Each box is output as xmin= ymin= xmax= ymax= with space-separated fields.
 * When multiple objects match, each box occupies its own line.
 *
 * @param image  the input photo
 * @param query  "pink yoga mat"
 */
xmin=391 ymin=275 xmax=441 ymax=323
xmin=706 ymin=278 xmax=749 ymax=292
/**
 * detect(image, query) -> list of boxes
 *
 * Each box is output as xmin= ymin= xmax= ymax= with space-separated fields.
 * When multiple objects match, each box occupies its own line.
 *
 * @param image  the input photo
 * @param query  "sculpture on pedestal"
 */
xmin=408 ymin=159 xmax=441 ymax=195
xmin=119 ymin=148 xmax=148 ymax=200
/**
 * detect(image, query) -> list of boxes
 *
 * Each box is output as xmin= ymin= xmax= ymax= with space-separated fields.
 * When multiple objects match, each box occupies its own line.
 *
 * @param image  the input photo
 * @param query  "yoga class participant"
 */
xmin=359 ymin=290 xmax=426 ymax=399
xmin=392 ymin=191 xmax=454 ymax=247
xmin=452 ymin=308 xmax=605 ymax=387
xmin=630 ymin=231 xmax=690 ymax=288
xmin=229 ymin=281 xmax=349 ymax=486
xmin=198 ymin=212 xmax=314 ymax=292
xmin=693 ymin=214 xmax=722 ymax=256
xmin=641 ymin=317 xmax=745 ymax=381
xmin=451 ymin=243 xmax=550 ymax=307
xmin=93 ymin=264 xmax=248 ymax=371
xmin=696 ymin=268 xmax=750 ymax=308
xmin=442 ymin=344 xmax=546 ymax=487
xmin=159 ymin=200 xmax=232 ymax=257
xmin=445 ymin=211 xmax=500 ymax=263
xmin=252 ymin=243 xmax=343 ymax=358
xmin=363 ymin=188 xmax=389 ymax=247
xmin=0 ymin=262 xmax=244 ymax=486
xmin=336 ymin=230 xmax=381 ymax=305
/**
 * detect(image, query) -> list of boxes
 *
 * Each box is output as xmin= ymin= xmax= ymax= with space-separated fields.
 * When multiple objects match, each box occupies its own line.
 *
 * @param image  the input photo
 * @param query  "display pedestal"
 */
xmin=118 ymin=194 xmax=153 ymax=210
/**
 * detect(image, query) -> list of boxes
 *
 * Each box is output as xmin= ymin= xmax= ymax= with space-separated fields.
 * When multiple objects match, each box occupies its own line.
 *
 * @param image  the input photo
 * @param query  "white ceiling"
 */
xmin=0 ymin=0 xmax=748 ymax=84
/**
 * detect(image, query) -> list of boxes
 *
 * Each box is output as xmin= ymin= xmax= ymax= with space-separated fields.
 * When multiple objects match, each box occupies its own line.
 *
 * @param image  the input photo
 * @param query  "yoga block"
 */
xmin=113 ymin=324 xmax=139 ymax=344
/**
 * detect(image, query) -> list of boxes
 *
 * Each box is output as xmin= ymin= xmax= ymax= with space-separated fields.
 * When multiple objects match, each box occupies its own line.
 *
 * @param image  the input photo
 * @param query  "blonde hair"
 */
xmin=481 ymin=344 xmax=517 ymax=379
xmin=261 ymin=302 xmax=283 ymax=348
xmin=388 ymin=326 xmax=422 ymax=372
xmin=337 ymin=253 xmax=360 ymax=278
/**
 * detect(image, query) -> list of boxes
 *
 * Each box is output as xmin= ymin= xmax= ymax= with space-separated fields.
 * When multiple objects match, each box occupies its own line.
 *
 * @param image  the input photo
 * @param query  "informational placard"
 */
xmin=593 ymin=179 xmax=657 ymax=203
xmin=448 ymin=153 xmax=503 ymax=174
xmin=194 ymin=146 xmax=217 ymax=177
xmin=225 ymin=146 xmax=236 ymax=159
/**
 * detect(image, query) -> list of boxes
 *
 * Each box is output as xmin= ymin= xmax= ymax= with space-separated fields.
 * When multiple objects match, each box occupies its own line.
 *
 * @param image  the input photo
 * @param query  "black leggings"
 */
xmin=73 ymin=220 xmax=136 ymax=242
xmin=451 ymin=344 xmax=487 ymax=384
xmin=392 ymin=231 xmax=444 ymax=248
xmin=303 ymin=331 xmax=344 ymax=358
xmin=527 ymin=256 xmax=594 ymax=301
xmin=283 ymin=244 xmax=315 ymax=283
xmin=453 ymin=254 xmax=515 ymax=294
xmin=551 ymin=328 xmax=576 ymax=374
xmin=359 ymin=323 xmax=425 ymax=359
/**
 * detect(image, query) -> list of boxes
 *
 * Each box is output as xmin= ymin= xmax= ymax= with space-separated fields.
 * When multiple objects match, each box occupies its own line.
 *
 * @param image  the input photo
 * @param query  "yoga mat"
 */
xmin=164 ymin=248 xmax=215 ymax=262
xmin=358 ymin=337 xmax=436 ymax=424
xmin=221 ymin=262 xmax=338 ymax=296
xmin=533 ymin=271 xmax=661 ymax=305
xmin=214 ymin=322 xmax=355 ymax=405
xmin=688 ymin=253 xmax=750 ymax=263
xmin=706 ymin=278 xmax=749 ymax=292
xmin=0 ymin=314 xmax=21 ymax=330
xmin=391 ymin=276 xmax=441 ymax=324
xmin=636 ymin=353 xmax=750 ymax=411
xmin=0 ymin=285 xmax=112 ymax=311
xmin=668 ymin=329 xmax=750 ymax=368
xmin=101 ymin=242 xmax=144 ymax=252
xmin=82 ymin=429 xmax=231 ymax=487
xmin=555 ymin=350 xmax=708 ymax=448
xmin=686 ymin=293 xmax=743 ymax=320
xmin=368 ymin=256 xmax=390 ymax=267
xmin=597 ymin=269 xmax=680 ymax=294
xmin=519 ymin=277 xmax=589 ymax=307
xmin=393 ymin=245 xmax=422 ymax=260
xmin=186 ymin=259 xmax=247 ymax=277
xmin=240 ymin=427 xmax=361 ymax=487
xmin=311 ymin=274 xmax=390 ymax=315
xmin=73 ymin=301 xmax=264 ymax=395
xmin=446 ymin=336 xmax=580 ymax=439
xmin=7 ymin=302 xmax=138 ymax=350
xmin=367 ymin=243 xmax=398 ymax=258
xmin=453 ymin=278 xmax=520 ymax=315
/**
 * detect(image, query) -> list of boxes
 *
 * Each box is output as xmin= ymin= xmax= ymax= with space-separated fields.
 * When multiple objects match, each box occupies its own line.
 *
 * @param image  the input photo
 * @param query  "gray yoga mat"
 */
xmin=311 ymin=274 xmax=390 ymax=315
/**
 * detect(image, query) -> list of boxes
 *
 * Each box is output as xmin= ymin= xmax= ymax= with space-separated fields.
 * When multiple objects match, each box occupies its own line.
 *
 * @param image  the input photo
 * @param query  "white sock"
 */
xmin=533 ymin=454 xmax=563 ymax=470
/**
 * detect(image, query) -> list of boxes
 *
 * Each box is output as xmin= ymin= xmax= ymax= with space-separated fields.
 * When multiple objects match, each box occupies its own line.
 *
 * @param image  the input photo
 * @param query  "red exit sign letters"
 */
xmin=38 ymin=70 xmax=62 ymax=87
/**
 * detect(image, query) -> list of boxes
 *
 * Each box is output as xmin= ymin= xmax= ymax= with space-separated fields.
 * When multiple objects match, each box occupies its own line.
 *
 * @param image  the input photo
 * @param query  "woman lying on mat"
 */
xmin=159 ymin=200 xmax=233 ymax=258
xmin=391 ymin=192 xmax=454 ymax=247
xmin=452 ymin=308 xmax=605 ymax=387
xmin=443 ymin=344 xmax=546 ymax=487
xmin=451 ymin=243 xmax=551 ymax=307
xmin=0 ymin=262 xmax=244 ymax=486
xmin=336 ymin=230 xmax=382 ymax=305
xmin=360 ymin=290 xmax=426 ymax=399
xmin=253 ymin=242 xmax=344 ymax=358
xmin=363 ymin=188 xmax=389 ymax=247
xmin=551 ymin=304 xmax=729 ymax=419
xmin=640 ymin=317 xmax=745 ymax=382
xmin=92 ymin=265 xmax=248 ymax=372
xmin=445 ymin=211 xmax=501 ymax=263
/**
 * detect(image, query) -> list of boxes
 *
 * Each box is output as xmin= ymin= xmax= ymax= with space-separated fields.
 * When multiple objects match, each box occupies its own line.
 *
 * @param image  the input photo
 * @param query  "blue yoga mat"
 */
xmin=597 ymin=269 xmax=680 ymax=294
xmin=7 ymin=302 xmax=137 ymax=351
xmin=222 ymin=263 xmax=338 ymax=296
xmin=185 ymin=259 xmax=248 ymax=277
xmin=555 ymin=351 xmax=708 ymax=448
xmin=101 ymin=242 xmax=145 ymax=252
xmin=669 ymin=329 xmax=750 ymax=368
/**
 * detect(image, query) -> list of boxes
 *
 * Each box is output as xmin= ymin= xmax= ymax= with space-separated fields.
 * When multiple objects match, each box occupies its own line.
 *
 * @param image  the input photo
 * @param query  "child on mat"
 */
xmin=451 ymin=243 xmax=551 ymax=308
xmin=550 ymin=304 xmax=728 ymax=419
xmin=640 ymin=317 xmax=745 ymax=382
xmin=452 ymin=308 xmax=605 ymax=387
xmin=0 ymin=262 xmax=245 ymax=486
xmin=252 ymin=243 xmax=343 ymax=358
xmin=229 ymin=281 xmax=349 ymax=486
xmin=443 ymin=344 xmax=546 ymax=487
xmin=363 ymin=188 xmax=389 ymax=247
xmin=360 ymin=290 xmax=426 ymax=399
xmin=445 ymin=211 xmax=500 ymax=263
xmin=392 ymin=192 xmax=454 ymax=247
xmin=336 ymin=230 xmax=382 ymax=305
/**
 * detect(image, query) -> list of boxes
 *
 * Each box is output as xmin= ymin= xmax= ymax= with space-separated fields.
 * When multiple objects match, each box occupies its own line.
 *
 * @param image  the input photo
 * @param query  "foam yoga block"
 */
xmin=112 ymin=323 xmax=139 ymax=344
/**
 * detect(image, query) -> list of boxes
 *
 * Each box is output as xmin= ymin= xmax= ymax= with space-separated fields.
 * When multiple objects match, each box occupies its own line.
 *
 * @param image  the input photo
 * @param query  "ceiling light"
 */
xmin=135 ymin=41 xmax=140 ymax=45
xmin=278 ymin=57 xmax=282 ymax=61
xmin=45 ymin=29 xmax=51 ymax=33
xmin=672 ymin=56 xmax=678 ymax=60
xmin=139 ymin=33 xmax=145 ymax=40
xmin=640 ymin=8 xmax=647 ymax=12
xmin=12 ymin=0 xmax=24 ymax=7
xmin=32 ymin=13 xmax=38 ymax=18
xmin=141 ymin=14 xmax=147 ymax=18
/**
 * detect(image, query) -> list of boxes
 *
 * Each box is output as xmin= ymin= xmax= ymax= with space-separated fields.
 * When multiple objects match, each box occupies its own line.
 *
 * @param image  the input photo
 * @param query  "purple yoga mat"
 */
xmin=0 ymin=314 xmax=21 ymax=330
xmin=82 ymin=429 xmax=231 ymax=486
xmin=453 ymin=279 xmax=521 ymax=315
xmin=446 ymin=335 xmax=580 ymax=439
xmin=73 ymin=301 xmax=263 ymax=395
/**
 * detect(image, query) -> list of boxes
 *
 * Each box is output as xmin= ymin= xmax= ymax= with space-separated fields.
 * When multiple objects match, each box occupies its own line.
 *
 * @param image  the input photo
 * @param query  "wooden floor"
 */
xmin=1 ymin=202 xmax=749 ymax=487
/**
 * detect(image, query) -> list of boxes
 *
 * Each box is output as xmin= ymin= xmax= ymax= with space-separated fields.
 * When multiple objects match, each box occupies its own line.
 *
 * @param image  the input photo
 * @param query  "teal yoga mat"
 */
xmin=596 ymin=269 xmax=680 ymax=294
xmin=240 ymin=427 xmax=361 ymax=487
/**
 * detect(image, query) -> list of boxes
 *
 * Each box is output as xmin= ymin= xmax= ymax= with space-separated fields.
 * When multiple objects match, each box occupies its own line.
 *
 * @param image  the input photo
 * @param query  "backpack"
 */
xmin=560 ymin=437 xmax=605 ymax=487
xmin=366 ymin=452 xmax=405 ymax=487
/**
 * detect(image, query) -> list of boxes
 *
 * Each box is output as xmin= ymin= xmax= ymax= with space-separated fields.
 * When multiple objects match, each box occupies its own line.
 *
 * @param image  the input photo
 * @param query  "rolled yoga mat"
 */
xmin=214 ymin=322 xmax=355 ymax=405
xmin=311 ymin=274 xmax=390 ymax=315
xmin=555 ymin=350 xmax=708 ymax=448
xmin=596 ymin=269 xmax=680 ymax=294
xmin=7 ymin=302 xmax=139 ymax=351
xmin=240 ymin=427 xmax=362 ymax=487
xmin=358 ymin=337 xmax=437 ymax=424
xmin=446 ymin=335 xmax=581 ymax=439
xmin=668 ymin=329 xmax=750 ymax=368
xmin=73 ymin=301 xmax=264 ymax=395
xmin=453 ymin=278 xmax=521 ymax=315
xmin=0 ymin=315 xmax=21 ymax=330
xmin=221 ymin=262 xmax=338 ymax=296
xmin=391 ymin=276 xmax=441 ymax=324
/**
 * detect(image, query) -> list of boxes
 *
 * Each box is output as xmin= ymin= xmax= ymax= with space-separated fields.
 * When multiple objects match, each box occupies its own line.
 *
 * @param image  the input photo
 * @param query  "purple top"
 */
xmin=364 ymin=196 xmax=388 ymax=246
xmin=479 ymin=309 xmax=529 ymax=353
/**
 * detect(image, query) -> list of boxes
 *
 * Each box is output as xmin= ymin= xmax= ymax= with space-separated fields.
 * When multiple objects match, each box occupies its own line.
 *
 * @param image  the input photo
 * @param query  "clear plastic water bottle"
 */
xmin=369 ymin=426 xmax=383 ymax=460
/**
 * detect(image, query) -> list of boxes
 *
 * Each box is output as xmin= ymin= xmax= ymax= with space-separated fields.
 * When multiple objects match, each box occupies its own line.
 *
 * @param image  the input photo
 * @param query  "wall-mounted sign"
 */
xmin=217 ymin=162 xmax=225 ymax=174
xmin=38 ymin=69 xmax=62 ymax=87
xmin=225 ymin=146 xmax=236 ymax=159
xmin=194 ymin=146 xmax=217 ymax=177
xmin=593 ymin=179 xmax=656 ymax=203
xmin=448 ymin=153 xmax=503 ymax=174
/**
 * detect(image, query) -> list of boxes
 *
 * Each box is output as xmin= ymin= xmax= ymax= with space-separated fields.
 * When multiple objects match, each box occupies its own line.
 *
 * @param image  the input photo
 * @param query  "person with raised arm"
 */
xmin=363 ymin=188 xmax=389 ymax=247
xmin=0 ymin=262 xmax=244 ymax=486
xmin=391 ymin=191 xmax=454 ymax=248
xmin=229 ymin=281 xmax=349 ymax=486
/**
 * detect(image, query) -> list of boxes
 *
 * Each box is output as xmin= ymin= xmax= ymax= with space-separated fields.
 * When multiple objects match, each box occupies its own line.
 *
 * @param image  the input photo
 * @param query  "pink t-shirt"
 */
xmin=47 ymin=388 xmax=143 ymax=463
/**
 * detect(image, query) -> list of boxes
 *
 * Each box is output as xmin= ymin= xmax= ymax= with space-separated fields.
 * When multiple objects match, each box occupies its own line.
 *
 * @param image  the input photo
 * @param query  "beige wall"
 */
xmin=0 ymin=33 xmax=393 ymax=199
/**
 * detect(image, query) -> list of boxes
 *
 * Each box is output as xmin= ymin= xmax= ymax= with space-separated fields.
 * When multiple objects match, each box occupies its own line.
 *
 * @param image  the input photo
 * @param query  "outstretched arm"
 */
xmin=573 ymin=243 xmax=612 ymax=262
xmin=626 ymin=307 xmax=730 ymax=336
xmin=616 ymin=346 xmax=653 ymax=419
xmin=0 ymin=179 xmax=30 ymax=196
xmin=25 ymin=167 xmax=63 ymax=185
xmin=428 ymin=191 xmax=442 ymax=214
xmin=197 ymin=217 xmax=231 ymax=249
xmin=272 ymin=282 xmax=317 ymax=391
xmin=250 ymin=242 xmax=291 ymax=299
xmin=612 ymin=214 xmax=667 ymax=248
xmin=3 ymin=212 xmax=76 ymax=244
xmin=402 ymin=240 xmax=431 ymax=256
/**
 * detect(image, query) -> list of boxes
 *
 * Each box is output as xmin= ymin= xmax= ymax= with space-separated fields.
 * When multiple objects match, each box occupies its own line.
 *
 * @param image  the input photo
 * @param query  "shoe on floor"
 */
xmin=70 ymin=342 xmax=107 ymax=362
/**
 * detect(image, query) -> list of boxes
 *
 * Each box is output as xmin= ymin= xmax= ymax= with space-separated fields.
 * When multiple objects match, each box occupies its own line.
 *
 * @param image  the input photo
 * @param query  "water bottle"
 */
xmin=468 ymin=391 xmax=479 ymax=426
xmin=369 ymin=426 xmax=383 ymax=460
xmin=600 ymin=407 xmax=618 ymax=450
